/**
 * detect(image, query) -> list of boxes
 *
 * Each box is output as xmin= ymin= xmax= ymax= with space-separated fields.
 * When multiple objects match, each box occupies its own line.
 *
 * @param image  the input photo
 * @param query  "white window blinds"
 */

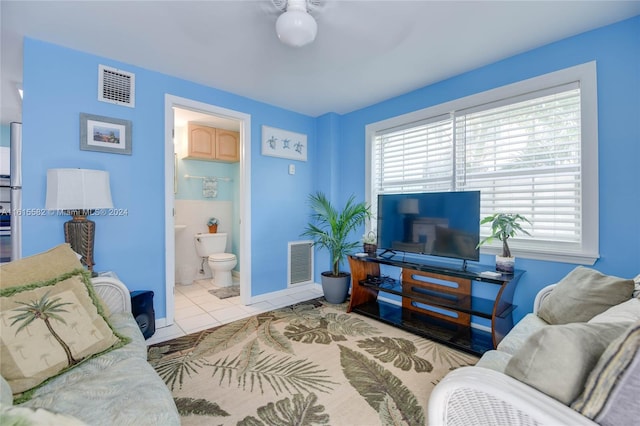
xmin=374 ymin=114 xmax=453 ymax=194
xmin=373 ymin=83 xmax=585 ymax=255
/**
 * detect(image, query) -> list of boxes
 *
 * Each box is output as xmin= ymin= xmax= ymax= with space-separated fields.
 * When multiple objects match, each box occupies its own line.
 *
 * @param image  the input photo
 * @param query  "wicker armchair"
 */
xmin=428 ymin=278 xmax=639 ymax=426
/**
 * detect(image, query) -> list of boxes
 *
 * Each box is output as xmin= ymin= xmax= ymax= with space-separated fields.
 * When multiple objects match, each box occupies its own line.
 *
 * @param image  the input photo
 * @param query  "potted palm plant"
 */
xmin=302 ymin=192 xmax=372 ymax=303
xmin=477 ymin=213 xmax=531 ymax=273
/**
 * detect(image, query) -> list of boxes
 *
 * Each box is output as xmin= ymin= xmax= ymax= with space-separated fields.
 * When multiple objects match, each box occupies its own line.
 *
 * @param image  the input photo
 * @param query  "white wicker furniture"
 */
xmin=91 ymin=275 xmax=133 ymax=313
xmin=428 ymin=282 xmax=636 ymax=426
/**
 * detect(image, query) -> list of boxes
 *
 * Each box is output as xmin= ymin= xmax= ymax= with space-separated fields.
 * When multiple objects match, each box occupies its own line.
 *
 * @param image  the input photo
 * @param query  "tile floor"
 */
xmin=146 ymin=278 xmax=323 ymax=346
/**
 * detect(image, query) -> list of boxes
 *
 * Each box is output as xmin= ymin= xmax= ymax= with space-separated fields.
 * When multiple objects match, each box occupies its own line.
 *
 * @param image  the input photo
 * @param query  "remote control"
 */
xmin=480 ymin=271 xmax=502 ymax=278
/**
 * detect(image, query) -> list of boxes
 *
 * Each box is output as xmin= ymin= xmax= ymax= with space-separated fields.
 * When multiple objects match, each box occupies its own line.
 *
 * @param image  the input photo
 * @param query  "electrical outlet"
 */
xmin=289 ymin=164 xmax=295 ymax=175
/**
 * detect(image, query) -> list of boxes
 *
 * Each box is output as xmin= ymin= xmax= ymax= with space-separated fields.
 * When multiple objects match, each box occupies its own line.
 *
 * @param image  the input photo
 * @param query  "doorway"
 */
xmin=164 ymin=95 xmax=252 ymax=327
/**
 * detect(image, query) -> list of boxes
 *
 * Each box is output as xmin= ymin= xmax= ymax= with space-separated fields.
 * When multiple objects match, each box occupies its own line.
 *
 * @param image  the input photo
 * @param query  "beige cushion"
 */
xmin=537 ymin=266 xmax=634 ymax=324
xmin=0 ymin=243 xmax=82 ymax=289
xmin=0 ymin=270 xmax=128 ymax=401
xmin=572 ymin=320 xmax=640 ymax=424
xmin=589 ymin=298 xmax=640 ymax=324
xmin=0 ymin=243 xmax=112 ymax=317
xmin=504 ymin=321 xmax=629 ymax=405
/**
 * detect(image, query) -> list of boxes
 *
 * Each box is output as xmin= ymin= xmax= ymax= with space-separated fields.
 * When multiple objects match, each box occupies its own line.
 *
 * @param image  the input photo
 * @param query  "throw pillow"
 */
xmin=571 ymin=320 xmax=640 ymax=426
xmin=504 ymin=321 xmax=629 ymax=405
xmin=0 ymin=269 xmax=129 ymax=401
xmin=0 ymin=243 xmax=82 ymax=289
xmin=588 ymin=298 xmax=640 ymax=324
xmin=537 ymin=266 xmax=634 ymax=324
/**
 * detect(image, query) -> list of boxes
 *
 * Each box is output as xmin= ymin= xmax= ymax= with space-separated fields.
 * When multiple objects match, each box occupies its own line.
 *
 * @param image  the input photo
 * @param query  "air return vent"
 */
xmin=288 ymin=241 xmax=314 ymax=286
xmin=98 ymin=64 xmax=135 ymax=107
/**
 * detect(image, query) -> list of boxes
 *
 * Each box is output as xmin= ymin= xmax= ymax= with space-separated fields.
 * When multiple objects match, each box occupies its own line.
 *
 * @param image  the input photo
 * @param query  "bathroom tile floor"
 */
xmin=145 ymin=278 xmax=324 ymax=346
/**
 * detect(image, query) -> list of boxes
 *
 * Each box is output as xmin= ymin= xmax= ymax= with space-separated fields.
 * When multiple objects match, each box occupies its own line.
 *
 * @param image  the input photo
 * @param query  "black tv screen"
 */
xmin=377 ymin=191 xmax=480 ymax=262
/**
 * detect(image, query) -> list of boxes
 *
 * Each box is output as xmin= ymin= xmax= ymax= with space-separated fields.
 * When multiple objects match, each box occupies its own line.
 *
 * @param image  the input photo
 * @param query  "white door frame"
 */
xmin=163 ymin=94 xmax=252 ymax=326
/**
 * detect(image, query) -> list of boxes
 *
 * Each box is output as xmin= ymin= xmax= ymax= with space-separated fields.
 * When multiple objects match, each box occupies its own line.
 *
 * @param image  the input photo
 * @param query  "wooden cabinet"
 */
xmin=347 ymin=255 xmax=523 ymax=356
xmin=184 ymin=123 xmax=239 ymax=162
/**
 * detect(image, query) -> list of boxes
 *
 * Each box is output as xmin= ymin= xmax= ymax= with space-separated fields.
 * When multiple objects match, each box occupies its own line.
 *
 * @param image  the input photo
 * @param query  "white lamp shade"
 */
xmin=276 ymin=8 xmax=317 ymax=47
xmin=398 ymin=198 xmax=420 ymax=215
xmin=46 ymin=168 xmax=113 ymax=210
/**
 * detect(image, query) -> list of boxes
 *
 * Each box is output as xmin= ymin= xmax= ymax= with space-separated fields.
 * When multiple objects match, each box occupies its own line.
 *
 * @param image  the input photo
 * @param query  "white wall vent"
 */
xmin=288 ymin=241 xmax=314 ymax=286
xmin=98 ymin=64 xmax=135 ymax=107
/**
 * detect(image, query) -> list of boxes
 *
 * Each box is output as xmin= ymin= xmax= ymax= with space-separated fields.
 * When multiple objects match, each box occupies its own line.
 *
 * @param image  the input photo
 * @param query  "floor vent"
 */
xmin=288 ymin=241 xmax=314 ymax=286
xmin=98 ymin=64 xmax=135 ymax=107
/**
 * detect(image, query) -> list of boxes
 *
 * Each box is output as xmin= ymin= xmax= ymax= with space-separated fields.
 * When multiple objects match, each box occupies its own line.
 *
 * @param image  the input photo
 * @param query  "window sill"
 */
xmin=480 ymin=246 xmax=599 ymax=266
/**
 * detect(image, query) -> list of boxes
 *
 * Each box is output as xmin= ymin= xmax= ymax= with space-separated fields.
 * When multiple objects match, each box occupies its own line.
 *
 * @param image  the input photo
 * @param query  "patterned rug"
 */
xmin=148 ymin=298 xmax=477 ymax=425
xmin=208 ymin=285 xmax=240 ymax=299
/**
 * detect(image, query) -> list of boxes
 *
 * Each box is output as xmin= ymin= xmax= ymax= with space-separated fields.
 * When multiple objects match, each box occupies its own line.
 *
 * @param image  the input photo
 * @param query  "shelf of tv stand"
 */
xmin=347 ymin=255 xmax=524 ymax=356
xmin=359 ymin=277 xmax=516 ymax=320
xmin=351 ymin=300 xmax=494 ymax=355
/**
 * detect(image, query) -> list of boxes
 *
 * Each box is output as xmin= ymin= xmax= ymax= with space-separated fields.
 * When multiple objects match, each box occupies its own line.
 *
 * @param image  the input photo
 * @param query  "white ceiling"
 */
xmin=2 ymin=1 xmax=639 ymax=125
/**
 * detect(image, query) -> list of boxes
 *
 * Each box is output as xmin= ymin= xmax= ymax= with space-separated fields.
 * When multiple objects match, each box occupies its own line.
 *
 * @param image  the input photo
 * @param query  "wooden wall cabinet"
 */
xmin=347 ymin=255 xmax=523 ymax=356
xmin=185 ymin=123 xmax=239 ymax=163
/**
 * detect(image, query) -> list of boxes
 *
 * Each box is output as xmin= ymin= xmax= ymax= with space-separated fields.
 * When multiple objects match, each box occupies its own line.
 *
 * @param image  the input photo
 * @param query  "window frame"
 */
xmin=365 ymin=62 xmax=599 ymax=265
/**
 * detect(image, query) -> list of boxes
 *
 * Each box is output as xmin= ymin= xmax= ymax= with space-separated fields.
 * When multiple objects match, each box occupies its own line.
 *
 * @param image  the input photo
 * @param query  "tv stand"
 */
xmin=347 ymin=255 xmax=523 ymax=356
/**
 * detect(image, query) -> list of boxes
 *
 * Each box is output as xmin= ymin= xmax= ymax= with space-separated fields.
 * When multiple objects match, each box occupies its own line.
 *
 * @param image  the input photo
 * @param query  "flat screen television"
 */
xmin=376 ymin=191 xmax=481 ymax=263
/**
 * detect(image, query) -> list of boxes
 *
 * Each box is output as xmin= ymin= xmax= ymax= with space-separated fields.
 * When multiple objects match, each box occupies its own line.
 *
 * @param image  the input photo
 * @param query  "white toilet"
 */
xmin=193 ymin=233 xmax=237 ymax=287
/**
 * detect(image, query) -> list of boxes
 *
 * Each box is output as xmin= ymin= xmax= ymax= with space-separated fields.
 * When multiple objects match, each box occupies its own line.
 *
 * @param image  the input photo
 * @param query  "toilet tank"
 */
xmin=194 ymin=233 xmax=228 ymax=257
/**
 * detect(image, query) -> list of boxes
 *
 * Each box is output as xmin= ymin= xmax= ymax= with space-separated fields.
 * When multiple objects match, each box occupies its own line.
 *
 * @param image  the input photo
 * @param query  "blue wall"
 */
xmin=20 ymin=16 xmax=639 ymax=324
xmin=21 ymin=39 xmax=316 ymax=319
xmin=339 ymin=16 xmax=640 ymax=322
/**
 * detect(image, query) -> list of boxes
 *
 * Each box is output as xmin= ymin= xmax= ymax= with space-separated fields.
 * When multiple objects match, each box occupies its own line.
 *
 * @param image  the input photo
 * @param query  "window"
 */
xmin=366 ymin=62 xmax=598 ymax=264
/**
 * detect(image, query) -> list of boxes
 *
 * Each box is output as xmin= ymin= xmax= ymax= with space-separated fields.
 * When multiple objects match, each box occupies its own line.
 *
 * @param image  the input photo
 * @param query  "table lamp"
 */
xmin=45 ymin=168 xmax=113 ymax=274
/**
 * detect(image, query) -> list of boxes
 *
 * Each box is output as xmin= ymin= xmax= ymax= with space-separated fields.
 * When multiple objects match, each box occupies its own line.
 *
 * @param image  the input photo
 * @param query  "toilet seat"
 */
xmin=209 ymin=253 xmax=236 ymax=262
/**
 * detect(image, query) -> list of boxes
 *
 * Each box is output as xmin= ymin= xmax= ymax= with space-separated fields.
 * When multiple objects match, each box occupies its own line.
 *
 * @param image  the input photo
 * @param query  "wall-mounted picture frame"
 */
xmin=80 ymin=113 xmax=132 ymax=155
xmin=261 ymin=125 xmax=307 ymax=161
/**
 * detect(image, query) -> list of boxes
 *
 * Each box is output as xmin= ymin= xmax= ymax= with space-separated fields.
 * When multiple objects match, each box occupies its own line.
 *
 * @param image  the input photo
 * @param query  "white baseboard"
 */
xmin=248 ymin=282 xmax=322 ymax=305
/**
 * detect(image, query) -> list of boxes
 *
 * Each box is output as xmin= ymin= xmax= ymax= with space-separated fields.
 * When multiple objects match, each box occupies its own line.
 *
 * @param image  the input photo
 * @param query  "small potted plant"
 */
xmin=362 ymin=231 xmax=378 ymax=256
xmin=477 ymin=213 xmax=531 ymax=273
xmin=207 ymin=217 xmax=219 ymax=233
xmin=302 ymin=192 xmax=372 ymax=304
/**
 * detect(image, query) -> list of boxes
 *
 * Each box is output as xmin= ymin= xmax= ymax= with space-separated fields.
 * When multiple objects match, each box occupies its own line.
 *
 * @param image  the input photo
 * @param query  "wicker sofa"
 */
xmin=429 ymin=267 xmax=640 ymax=426
xmin=0 ymin=245 xmax=180 ymax=425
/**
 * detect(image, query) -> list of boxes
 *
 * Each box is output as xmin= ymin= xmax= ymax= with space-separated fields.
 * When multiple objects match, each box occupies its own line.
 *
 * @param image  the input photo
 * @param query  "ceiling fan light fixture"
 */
xmin=276 ymin=0 xmax=317 ymax=47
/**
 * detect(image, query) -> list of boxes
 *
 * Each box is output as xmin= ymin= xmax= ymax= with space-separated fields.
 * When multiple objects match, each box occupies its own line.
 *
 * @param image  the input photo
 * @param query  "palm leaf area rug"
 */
xmin=147 ymin=298 xmax=478 ymax=425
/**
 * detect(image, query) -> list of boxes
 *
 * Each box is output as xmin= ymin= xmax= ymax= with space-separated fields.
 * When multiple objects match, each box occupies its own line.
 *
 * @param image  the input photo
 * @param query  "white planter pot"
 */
xmin=495 ymin=255 xmax=515 ymax=273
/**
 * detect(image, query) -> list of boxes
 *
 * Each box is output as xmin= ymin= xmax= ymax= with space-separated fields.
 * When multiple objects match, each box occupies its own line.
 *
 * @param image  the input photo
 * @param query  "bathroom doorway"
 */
xmin=164 ymin=95 xmax=252 ymax=327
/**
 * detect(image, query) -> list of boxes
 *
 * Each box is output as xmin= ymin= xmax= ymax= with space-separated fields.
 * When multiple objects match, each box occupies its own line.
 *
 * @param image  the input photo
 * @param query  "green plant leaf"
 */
xmin=414 ymin=338 xmax=477 ymax=369
xmin=378 ymin=394 xmax=406 ymax=426
xmin=174 ymin=397 xmax=229 ymax=417
xmin=206 ymin=352 xmax=337 ymax=395
xmin=238 ymin=393 xmax=330 ymax=426
xmin=191 ymin=315 xmax=260 ymax=358
xmin=284 ymin=313 xmax=380 ymax=345
xmin=153 ymin=353 xmax=205 ymax=391
xmin=284 ymin=318 xmax=337 ymax=344
xmin=302 ymin=192 xmax=372 ymax=275
xmin=324 ymin=312 xmax=381 ymax=337
xmin=357 ymin=337 xmax=433 ymax=372
xmin=257 ymin=319 xmax=294 ymax=354
xmin=339 ymin=345 xmax=425 ymax=426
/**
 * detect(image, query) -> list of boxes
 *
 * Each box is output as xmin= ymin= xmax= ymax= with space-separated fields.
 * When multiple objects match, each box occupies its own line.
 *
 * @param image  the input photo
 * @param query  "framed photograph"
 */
xmin=80 ymin=113 xmax=132 ymax=155
xmin=261 ymin=125 xmax=307 ymax=161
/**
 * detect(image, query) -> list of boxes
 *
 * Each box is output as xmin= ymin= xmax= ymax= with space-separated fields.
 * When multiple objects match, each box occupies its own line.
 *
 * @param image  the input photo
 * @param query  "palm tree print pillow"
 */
xmin=0 ymin=270 xmax=128 ymax=400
